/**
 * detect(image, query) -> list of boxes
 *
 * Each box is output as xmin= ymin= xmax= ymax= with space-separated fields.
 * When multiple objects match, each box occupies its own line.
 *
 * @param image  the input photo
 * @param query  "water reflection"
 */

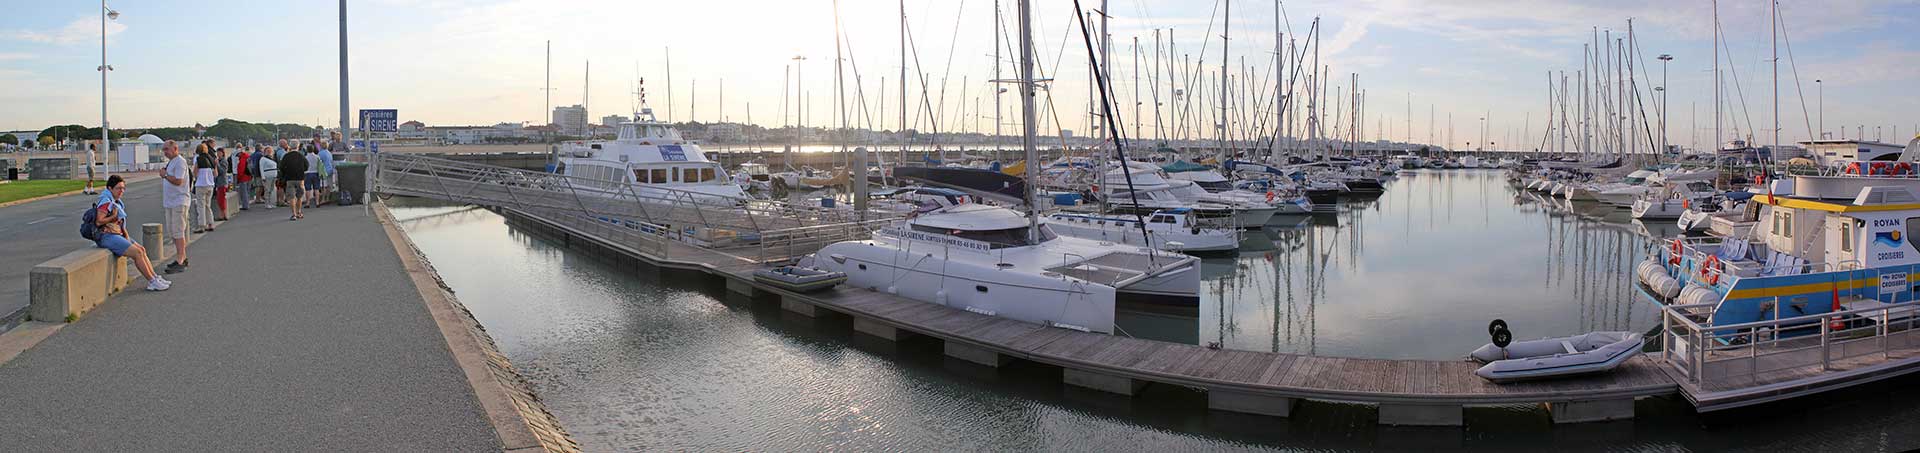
xmin=1120 ymin=170 xmax=1664 ymax=360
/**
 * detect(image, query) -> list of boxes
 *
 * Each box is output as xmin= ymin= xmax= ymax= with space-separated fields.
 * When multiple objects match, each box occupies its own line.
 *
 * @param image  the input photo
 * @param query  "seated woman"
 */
xmin=94 ymin=175 xmax=170 ymax=291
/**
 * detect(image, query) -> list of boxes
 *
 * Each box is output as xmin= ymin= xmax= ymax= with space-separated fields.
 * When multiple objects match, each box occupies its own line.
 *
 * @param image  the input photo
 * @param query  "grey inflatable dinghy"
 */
xmin=1468 ymin=331 xmax=1644 ymax=383
xmin=753 ymin=266 xmax=848 ymax=293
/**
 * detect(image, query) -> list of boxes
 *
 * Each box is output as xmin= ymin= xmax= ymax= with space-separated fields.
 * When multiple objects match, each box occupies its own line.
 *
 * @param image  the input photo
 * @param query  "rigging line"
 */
xmin=1775 ymin=8 xmax=1815 ymax=141
xmin=931 ymin=0 xmax=969 ymax=138
xmin=1714 ymin=12 xmax=1756 ymax=142
xmin=1072 ymin=0 xmax=1157 ymax=251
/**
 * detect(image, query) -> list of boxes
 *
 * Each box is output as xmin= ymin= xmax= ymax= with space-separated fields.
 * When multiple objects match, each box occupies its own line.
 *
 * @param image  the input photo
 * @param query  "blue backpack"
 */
xmin=80 ymin=203 xmax=100 ymax=242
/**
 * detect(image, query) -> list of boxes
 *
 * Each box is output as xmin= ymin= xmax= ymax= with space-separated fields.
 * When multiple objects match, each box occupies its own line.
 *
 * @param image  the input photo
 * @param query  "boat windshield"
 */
xmin=911 ymin=224 xmax=1057 ymax=248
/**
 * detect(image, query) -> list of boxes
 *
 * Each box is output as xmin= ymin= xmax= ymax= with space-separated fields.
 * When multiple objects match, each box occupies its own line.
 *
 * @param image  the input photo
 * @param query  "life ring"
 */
xmin=1846 ymin=162 xmax=1863 ymax=175
xmin=1266 ymin=191 xmax=1276 ymax=202
xmin=1701 ymin=255 xmax=1722 ymax=285
xmin=1669 ymin=239 xmax=1684 ymax=265
xmin=1897 ymin=162 xmax=1914 ymax=175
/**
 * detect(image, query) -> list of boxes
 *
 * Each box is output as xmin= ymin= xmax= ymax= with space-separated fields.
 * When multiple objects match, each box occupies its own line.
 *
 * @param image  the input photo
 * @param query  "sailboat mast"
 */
xmin=994 ymin=0 xmax=1003 ymax=161
xmin=1713 ymin=0 xmax=1721 ymax=151
xmin=1018 ymin=0 xmax=1040 ymax=242
xmin=1770 ymin=0 xmax=1778 ymax=147
xmin=1219 ymin=0 xmax=1230 ymax=163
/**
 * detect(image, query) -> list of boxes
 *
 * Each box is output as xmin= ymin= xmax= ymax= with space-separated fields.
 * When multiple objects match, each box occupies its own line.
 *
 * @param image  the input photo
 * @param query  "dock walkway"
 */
xmin=501 ymin=206 xmax=1680 ymax=426
xmin=0 ymin=205 xmax=502 ymax=450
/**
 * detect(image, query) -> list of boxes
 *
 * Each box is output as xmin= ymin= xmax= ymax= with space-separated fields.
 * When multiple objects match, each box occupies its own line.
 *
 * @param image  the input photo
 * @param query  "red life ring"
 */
xmin=1847 ymin=162 xmax=1863 ymax=175
xmin=1872 ymin=162 xmax=1890 ymax=175
xmin=1701 ymin=255 xmax=1722 ymax=285
xmin=1897 ymin=162 xmax=1914 ymax=175
xmin=1669 ymin=239 xmax=1684 ymax=265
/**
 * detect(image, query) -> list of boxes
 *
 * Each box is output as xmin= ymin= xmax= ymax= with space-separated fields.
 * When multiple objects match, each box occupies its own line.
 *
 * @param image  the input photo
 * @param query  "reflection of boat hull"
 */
xmin=1305 ymin=189 xmax=1341 ymax=213
xmin=1343 ymin=179 xmax=1385 ymax=194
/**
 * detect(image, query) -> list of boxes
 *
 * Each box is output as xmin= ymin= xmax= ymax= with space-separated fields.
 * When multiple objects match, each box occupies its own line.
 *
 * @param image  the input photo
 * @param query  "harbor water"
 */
xmin=391 ymin=170 xmax=1920 ymax=451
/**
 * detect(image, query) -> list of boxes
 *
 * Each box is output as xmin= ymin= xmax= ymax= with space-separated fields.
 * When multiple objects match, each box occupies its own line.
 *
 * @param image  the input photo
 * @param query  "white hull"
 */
xmin=817 ymin=243 xmax=1119 ymax=333
xmin=1632 ymin=199 xmax=1687 ymax=219
xmin=1047 ymin=214 xmax=1240 ymax=252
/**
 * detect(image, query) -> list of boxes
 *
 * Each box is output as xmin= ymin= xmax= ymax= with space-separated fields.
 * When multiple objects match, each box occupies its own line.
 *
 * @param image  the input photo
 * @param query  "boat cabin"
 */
xmin=893 ymin=204 xmax=1057 ymax=249
xmin=1803 ymin=139 xmax=1909 ymax=167
xmin=1751 ymin=187 xmax=1920 ymax=271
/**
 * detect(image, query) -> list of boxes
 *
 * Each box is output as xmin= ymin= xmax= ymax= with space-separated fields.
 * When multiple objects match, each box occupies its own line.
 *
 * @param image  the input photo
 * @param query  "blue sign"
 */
xmin=359 ymin=109 xmax=399 ymax=133
xmin=659 ymin=144 xmax=687 ymax=161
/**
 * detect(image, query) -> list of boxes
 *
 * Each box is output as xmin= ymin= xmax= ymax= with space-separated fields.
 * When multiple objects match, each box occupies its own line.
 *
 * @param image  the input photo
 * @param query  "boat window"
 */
xmin=1152 ymin=215 xmax=1176 ymax=224
xmin=700 ymin=167 xmax=716 ymax=182
xmin=1781 ymin=212 xmax=1794 ymax=238
xmin=650 ymin=168 xmax=668 ymax=183
xmin=633 ymin=169 xmax=648 ymax=183
xmin=683 ymin=168 xmax=699 ymax=182
xmin=1841 ymin=223 xmax=1853 ymax=252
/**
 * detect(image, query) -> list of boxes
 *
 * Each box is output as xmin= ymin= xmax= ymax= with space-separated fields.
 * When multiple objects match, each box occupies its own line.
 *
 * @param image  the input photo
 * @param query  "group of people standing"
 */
xmin=86 ymin=132 xmax=349 ymax=292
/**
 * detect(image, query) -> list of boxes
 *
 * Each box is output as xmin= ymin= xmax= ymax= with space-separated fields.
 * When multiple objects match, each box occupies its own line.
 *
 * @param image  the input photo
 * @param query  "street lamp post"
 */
xmin=97 ymin=2 xmax=118 ymax=192
xmin=1658 ymin=54 xmax=1672 ymax=154
xmin=1815 ymin=79 xmax=1824 ymax=139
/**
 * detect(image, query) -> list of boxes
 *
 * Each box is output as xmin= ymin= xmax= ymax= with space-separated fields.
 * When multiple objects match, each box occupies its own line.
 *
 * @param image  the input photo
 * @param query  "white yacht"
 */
xmin=557 ymin=108 xmax=744 ymax=202
xmin=809 ymin=203 xmax=1200 ymax=333
xmin=1631 ymin=180 xmax=1718 ymax=219
xmin=1047 ymin=208 xmax=1240 ymax=252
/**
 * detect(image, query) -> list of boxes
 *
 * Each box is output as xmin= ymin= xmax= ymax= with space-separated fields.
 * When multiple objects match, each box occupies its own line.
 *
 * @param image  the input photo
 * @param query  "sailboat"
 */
xmin=806 ymin=0 xmax=1200 ymax=334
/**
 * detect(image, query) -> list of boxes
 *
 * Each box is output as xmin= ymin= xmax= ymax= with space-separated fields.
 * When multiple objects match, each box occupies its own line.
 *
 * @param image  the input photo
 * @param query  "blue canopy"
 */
xmin=1161 ymin=160 xmax=1212 ymax=173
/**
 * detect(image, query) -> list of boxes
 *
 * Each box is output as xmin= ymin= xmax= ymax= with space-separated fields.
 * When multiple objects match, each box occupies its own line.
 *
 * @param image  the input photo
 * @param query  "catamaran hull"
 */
xmin=815 ymin=242 xmax=1120 ymax=333
xmin=1116 ymin=260 xmax=1201 ymax=298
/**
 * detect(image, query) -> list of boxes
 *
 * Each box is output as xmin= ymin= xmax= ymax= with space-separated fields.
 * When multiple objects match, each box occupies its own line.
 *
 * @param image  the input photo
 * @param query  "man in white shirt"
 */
xmin=161 ymin=140 xmax=192 ymax=274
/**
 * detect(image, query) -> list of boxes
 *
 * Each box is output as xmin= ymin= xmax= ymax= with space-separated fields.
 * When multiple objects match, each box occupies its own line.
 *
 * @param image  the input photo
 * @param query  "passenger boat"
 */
xmin=1638 ymin=173 xmax=1920 ymax=341
xmin=556 ymin=108 xmax=746 ymax=203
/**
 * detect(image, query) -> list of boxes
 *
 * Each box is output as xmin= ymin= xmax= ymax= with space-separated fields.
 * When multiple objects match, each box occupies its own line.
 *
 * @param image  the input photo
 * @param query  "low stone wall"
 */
xmin=29 ymin=249 xmax=129 ymax=323
xmin=26 ymin=158 xmax=73 ymax=180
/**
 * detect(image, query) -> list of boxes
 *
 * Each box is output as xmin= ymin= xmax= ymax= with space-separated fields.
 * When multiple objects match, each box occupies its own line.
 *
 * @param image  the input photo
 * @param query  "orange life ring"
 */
xmin=1669 ymin=240 xmax=1684 ymax=265
xmin=1897 ymin=162 xmax=1914 ymax=175
xmin=1847 ymin=162 xmax=1863 ymax=175
xmin=1701 ymin=255 xmax=1722 ymax=285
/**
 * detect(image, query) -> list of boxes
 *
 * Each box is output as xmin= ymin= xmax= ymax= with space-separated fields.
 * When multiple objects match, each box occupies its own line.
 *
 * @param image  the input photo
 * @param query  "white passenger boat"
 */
xmin=557 ymin=108 xmax=745 ymax=203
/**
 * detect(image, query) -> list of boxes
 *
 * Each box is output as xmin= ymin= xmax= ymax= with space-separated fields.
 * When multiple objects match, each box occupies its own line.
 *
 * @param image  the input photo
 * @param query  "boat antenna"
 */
xmin=1072 ymin=0 xmax=1155 ymax=249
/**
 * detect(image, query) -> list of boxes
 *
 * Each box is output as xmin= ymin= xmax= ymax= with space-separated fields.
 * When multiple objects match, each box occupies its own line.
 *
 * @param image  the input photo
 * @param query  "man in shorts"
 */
xmin=279 ymin=144 xmax=308 ymax=220
xmin=160 ymin=140 xmax=192 ymax=273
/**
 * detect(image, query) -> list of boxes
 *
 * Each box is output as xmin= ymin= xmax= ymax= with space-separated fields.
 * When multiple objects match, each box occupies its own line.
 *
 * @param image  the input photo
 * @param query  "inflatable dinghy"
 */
xmin=753 ymin=266 xmax=847 ymax=293
xmin=1468 ymin=331 xmax=1644 ymax=383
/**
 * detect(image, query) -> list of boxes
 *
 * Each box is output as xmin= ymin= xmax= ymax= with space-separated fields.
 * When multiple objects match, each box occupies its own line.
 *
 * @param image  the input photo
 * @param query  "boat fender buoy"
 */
xmin=1490 ymin=320 xmax=1513 ymax=350
xmin=1488 ymin=319 xmax=1509 ymax=336
xmin=1701 ymin=255 xmax=1722 ymax=285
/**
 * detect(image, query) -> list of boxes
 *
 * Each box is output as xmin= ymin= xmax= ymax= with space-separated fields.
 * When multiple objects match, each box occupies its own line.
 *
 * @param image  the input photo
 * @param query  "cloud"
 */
xmin=7 ymin=16 xmax=127 ymax=45
xmin=0 ymin=52 xmax=31 ymax=61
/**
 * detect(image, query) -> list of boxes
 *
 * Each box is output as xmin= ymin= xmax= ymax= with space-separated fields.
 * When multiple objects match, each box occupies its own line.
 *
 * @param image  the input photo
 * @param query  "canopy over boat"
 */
xmin=1161 ymin=160 xmax=1212 ymax=173
xmin=893 ymin=166 xmax=1028 ymax=206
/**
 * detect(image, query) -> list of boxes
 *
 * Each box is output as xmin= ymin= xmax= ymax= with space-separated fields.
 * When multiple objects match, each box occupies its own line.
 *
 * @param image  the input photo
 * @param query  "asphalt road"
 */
xmin=0 ymin=201 xmax=499 ymax=451
xmin=0 ymin=178 xmax=165 ymax=320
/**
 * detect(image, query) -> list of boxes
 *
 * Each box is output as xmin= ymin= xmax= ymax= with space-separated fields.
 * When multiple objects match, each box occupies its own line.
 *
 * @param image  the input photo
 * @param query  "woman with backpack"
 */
xmin=88 ymin=175 xmax=168 ymax=291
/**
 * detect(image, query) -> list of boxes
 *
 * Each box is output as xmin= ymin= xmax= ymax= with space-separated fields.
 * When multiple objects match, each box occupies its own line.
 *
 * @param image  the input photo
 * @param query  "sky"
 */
xmin=2 ymin=0 xmax=1916 ymax=151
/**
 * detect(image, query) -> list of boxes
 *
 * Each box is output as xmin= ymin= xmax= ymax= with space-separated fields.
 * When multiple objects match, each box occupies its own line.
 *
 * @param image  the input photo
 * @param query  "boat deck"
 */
xmin=1661 ymin=334 xmax=1920 ymax=412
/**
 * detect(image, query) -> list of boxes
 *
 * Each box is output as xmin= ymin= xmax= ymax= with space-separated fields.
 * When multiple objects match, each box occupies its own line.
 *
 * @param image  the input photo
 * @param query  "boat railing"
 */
xmin=1654 ymin=268 xmax=1920 ymax=386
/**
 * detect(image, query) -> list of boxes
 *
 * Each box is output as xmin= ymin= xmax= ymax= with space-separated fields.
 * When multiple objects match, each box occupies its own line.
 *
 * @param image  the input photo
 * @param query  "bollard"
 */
xmin=141 ymin=222 xmax=164 ymax=263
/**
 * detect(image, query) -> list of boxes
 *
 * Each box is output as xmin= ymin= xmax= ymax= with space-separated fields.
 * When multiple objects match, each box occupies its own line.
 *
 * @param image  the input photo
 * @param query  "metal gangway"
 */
xmin=370 ymin=152 xmax=902 ymax=264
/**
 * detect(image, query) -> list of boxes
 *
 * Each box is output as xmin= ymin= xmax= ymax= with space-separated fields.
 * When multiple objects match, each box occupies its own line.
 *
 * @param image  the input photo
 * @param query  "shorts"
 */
xmin=284 ymin=179 xmax=307 ymax=199
xmin=305 ymin=173 xmax=320 ymax=190
xmin=97 ymin=233 xmax=132 ymax=257
xmin=164 ymin=206 xmax=188 ymax=239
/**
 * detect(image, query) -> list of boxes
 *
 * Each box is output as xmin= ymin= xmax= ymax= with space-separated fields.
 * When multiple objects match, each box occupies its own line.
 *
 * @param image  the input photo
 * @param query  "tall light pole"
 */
xmin=1658 ymin=54 xmax=1672 ymax=153
xmin=338 ymin=0 xmax=351 ymax=144
xmin=98 ymin=2 xmax=118 ymax=189
xmin=1815 ymin=79 xmax=1824 ymax=139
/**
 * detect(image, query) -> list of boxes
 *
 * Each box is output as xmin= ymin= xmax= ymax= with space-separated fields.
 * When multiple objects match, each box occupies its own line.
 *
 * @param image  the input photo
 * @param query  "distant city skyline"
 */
xmin=2 ymin=0 xmax=1916 ymax=150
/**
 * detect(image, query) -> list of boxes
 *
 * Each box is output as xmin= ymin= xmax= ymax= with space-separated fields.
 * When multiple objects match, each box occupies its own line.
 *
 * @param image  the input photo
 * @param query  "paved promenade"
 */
xmin=0 ymin=201 xmax=500 ymax=451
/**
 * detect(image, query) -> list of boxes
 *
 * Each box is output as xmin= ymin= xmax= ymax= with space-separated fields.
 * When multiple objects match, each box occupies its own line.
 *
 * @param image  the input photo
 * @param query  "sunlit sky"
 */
xmin=3 ymin=0 xmax=1916 ymax=150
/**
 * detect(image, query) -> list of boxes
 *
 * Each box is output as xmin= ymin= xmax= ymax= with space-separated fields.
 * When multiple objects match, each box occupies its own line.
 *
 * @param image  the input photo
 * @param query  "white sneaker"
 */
xmin=146 ymin=278 xmax=171 ymax=291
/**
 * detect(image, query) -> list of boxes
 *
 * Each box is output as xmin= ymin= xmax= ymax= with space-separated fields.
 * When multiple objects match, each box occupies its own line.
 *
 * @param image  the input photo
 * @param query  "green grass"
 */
xmin=0 ymin=179 xmax=101 ymax=204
